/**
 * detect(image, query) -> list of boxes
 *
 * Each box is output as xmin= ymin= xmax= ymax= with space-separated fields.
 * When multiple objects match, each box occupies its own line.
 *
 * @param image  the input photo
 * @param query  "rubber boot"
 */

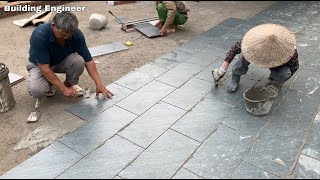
xmin=226 ymin=74 xmax=241 ymax=93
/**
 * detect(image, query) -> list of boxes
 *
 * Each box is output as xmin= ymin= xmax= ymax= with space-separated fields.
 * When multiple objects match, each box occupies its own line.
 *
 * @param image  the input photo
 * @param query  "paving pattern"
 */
xmin=2 ymin=1 xmax=320 ymax=179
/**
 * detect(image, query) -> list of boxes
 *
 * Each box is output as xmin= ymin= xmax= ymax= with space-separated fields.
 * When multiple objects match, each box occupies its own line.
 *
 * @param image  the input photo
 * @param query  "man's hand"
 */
xmin=212 ymin=67 xmax=226 ymax=81
xmin=96 ymin=83 xmax=114 ymax=99
xmin=62 ymin=87 xmax=77 ymax=98
xmin=160 ymin=27 xmax=168 ymax=36
xmin=155 ymin=21 xmax=163 ymax=29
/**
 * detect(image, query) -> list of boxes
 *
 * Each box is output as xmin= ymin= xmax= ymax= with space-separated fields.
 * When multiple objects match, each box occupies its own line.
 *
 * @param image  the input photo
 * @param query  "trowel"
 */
xmin=27 ymin=98 xmax=41 ymax=123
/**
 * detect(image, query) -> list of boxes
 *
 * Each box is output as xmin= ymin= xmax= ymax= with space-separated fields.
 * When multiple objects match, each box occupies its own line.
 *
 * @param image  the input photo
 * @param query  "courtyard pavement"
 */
xmin=2 ymin=1 xmax=320 ymax=179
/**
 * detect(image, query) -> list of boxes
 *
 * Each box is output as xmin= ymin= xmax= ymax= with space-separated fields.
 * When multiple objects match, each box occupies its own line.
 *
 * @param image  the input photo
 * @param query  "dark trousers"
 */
xmin=232 ymin=56 xmax=292 ymax=82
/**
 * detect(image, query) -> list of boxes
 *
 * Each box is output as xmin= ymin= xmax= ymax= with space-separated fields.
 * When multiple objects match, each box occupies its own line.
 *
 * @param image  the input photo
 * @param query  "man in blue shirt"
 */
xmin=27 ymin=11 xmax=114 ymax=99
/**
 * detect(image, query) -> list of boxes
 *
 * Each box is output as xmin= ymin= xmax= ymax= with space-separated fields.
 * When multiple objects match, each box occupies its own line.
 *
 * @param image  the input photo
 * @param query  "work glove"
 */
xmin=212 ymin=67 xmax=226 ymax=81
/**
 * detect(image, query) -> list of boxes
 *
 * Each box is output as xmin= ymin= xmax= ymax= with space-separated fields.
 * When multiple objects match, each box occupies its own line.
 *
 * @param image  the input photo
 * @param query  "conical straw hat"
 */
xmin=241 ymin=24 xmax=296 ymax=68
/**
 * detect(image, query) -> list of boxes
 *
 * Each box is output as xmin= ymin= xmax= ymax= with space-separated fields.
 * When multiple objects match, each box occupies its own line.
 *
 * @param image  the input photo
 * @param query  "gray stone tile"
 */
xmin=180 ymin=35 xmax=215 ymax=54
xmin=217 ymin=17 xmax=246 ymax=29
xmin=294 ymin=154 xmax=320 ymax=179
xmin=199 ymin=25 xmax=232 ymax=39
xmin=171 ymin=98 xmax=232 ymax=142
xmin=59 ymin=106 xmax=138 ymax=155
xmin=231 ymin=161 xmax=279 ymax=179
xmin=184 ymin=125 xmax=254 ymax=179
xmin=290 ymin=69 xmax=320 ymax=96
xmin=284 ymin=21 xmax=307 ymax=34
xmin=89 ymin=42 xmax=129 ymax=57
xmin=116 ymin=80 xmax=176 ymax=115
xmin=114 ymin=63 xmax=167 ymax=91
xmin=302 ymin=112 xmax=320 ymax=161
xmin=162 ymin=78 xmax=214 ymax=110
xmin=156 ymin=62 xmax=204 ymax=88
xmin=150 ymin=57 xmax=180 ymax=70
xmin=57 ymin=136 xmax=143 ymax=179
xmin=172 ymin=168 xmax=203 ymax=179
xmin=135 ymin=23 xmax=161 ymax=38
xmin=272 ymin=90 xmax=320 ymax=131
xmin=2 ymin=141 xmax=82 ymax=179
xmin=209 ymin=34 xmax=242 ymax=50
xmin=118 ymin=129 xmax=200 ymax=179
xmin=302 ymin=133 xmax=320 ymax=161
xmin=206 ymin=78 xmax=256 ymax=107
xmin=67 ymin=83 xmax=133 ymax=120
xmin=225 ymin=24 xmax=253 ymax=38
xmin=244 ymin=15 xmax=273 ymax=27
xmin=185 ymin=47 xmax=224 ymax=67
xmin=243 ymin=120 xmax=306 ymax=177
xmin=160 ymin=47 xmax=193 ymax=62
xmin=222 ymin=102 xmax=269 ymax=136
xmin=118 ymin=102 xmax=187 ymax=148
xmin=297 ymin=30 xmax=320 ymax=46
xmin=195 ymin=60 xmax=224 ymax=83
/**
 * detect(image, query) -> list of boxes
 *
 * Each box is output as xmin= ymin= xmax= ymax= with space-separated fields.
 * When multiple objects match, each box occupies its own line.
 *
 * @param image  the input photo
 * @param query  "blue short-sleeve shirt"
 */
xmin=29 ymin=23 xmax=92 ymax=66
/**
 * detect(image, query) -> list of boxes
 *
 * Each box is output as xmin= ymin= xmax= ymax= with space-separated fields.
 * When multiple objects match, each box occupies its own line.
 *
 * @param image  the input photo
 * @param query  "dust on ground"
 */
xmin=0 ymin=1 xmax=275 ymax=175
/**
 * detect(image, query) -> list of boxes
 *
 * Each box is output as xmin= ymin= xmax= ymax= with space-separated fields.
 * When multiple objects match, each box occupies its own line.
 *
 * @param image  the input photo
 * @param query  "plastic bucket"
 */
xmin=89 ymin=13 xmax=109 ymax=30
xmin=0 ymin=63 xmax=16 ymax=113
xmin=243 ymin=86 xmax=278 ymax=116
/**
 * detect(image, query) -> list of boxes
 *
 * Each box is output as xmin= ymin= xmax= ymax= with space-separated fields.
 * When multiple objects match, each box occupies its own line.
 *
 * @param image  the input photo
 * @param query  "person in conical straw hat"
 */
xmin=212 ymin=23 xmax=298 ymax=93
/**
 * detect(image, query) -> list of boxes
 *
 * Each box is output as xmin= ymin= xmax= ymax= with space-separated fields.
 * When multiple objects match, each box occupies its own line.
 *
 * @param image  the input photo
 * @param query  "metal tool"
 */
xmin=108 ymin=10 xmax=124 ymax=24
xmin=27 ymin=98 xmax=42 ymax=123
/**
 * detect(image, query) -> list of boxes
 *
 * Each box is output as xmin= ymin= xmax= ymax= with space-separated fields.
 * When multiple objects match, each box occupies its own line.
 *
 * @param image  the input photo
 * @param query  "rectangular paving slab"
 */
xmin=150 ymin=56 xmax=181 ymax=70
xmin=1 ymin=141 xmax=82 ymax=179
xmin=271 ymin=89 xmax=320 ymax=132
xmin=293 ymin=154 xmax=320 ymax=179
xmin=118 ymin=102 xmax=186 ymax=148
xmin=301 ymin=113 xmax=320 ymax=161
xmin=224 ymin=24 xmax=253 ymax=38
xmin=114 ymin=63 xmax=167 ymax=91
xmin=59 ymin=106 xmax=138 ymax=155
xmin=57 ymin=135 xmax=143 ymax=179
xmin=180 ymin=35 xmax=215 ymax=54
xmin=231 ymin=161 xmax=279 ymax=179
xmin=118 ymin=129 xmax=200 ymax=179
xmin=162 ymin=78 xmax=214 ymax=110
xmin=222 ymin=102 xmax=269 ymax=137
xmin=116 ymin=80 xmax=176 ymax=115
xmin=183 ymin=125 xmax=254 ymax=179
xmin=88 ymin=42 xmax=129 ymax=57
xmin=67 ymin=83 xmax=133 ymax=120
xmin=159 ymin=47 xmax=193 ymax=63
xmin=289 ymin=68 xmax=320 ymax=96
xmin=171 ymin=98 xmax=233 ymax=142
xmin=243 ymin=120 xmax=306 ymax=177
xmin=185 ymin=47 xmax=224 ymax=67
xmin=216 ymin=17 xmax=246 ymax=29
xmin=135 ymin=22 xmax=161 ymax=38
xmin=199 ymin=25 xmax=232 ymax=39
xmin=156 ymin=62 xmax=204 ymax=88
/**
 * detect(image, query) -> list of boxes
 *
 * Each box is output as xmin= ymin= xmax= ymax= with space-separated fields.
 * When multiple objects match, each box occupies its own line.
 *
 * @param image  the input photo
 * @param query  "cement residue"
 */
xmin=13 ymin=125 xmax=61 ymax=152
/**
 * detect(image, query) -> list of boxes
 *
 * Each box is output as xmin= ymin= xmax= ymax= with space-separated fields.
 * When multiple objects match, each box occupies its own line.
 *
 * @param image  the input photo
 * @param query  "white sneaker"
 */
xmin=72 ymin=85 xmax=84 ymax=97
xmin=44 ymin=84 xmax=56 ymax=97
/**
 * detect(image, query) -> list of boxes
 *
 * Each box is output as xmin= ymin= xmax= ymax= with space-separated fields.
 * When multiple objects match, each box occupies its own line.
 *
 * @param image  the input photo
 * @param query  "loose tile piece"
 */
xmin=89 ymin=42 xmax=129 ymax=57
xmin=294 ymin=154 xmax=320 ymax=179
